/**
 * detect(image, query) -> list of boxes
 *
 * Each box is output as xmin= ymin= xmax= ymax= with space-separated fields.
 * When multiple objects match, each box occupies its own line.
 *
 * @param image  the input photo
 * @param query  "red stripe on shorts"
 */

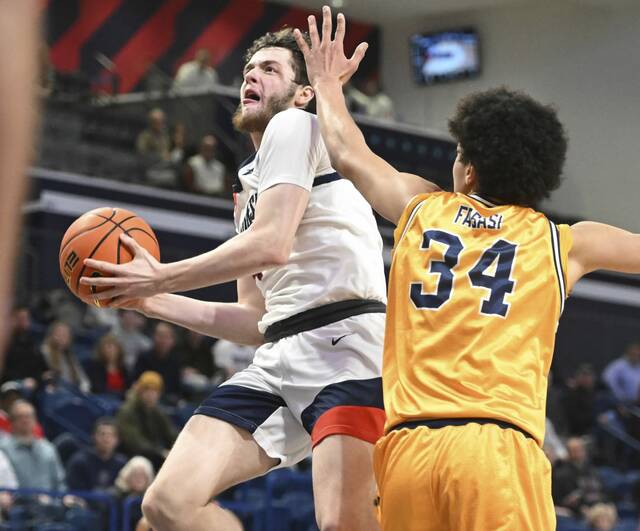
xmin=311 ymin=405 xmax=385 ymax=447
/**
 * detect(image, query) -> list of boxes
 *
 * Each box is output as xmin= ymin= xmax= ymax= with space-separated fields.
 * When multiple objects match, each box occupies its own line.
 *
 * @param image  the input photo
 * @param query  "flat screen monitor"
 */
xmin=410 ymin=28 xmax=480 ymax=85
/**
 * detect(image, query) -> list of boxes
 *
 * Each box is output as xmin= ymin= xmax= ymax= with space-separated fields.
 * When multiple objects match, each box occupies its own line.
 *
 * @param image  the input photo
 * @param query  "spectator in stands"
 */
xmin=136 ymin=108 xmax=170 ymax=159
xmin=0 ymin=449 xmax=17 ymax=512
xmin=84 ymin=334 xmax=130 ymax=396
xmin=0 ymin=400 xmax=65 ymax=491
xmin=552 ymin=437 xmax=610 ymax=517
xmin=66 ymin=417 xmax=127 ymax=492
xmin=2 ymin=305 xmax=48 ymax=388
xmin=170 ymin=122 xmax=187 ymax=165
xmin=136 ymin=108 xmax=176 ymax=189
xmin=603 ymin=342 xmax=640 ymax=404
xmin=114 ymin=456 xmax=155 ymax=531
xmin=563 ymin=364 xmax=598 ymax=436
xmin=544 ymin=417 xmax=568 ymax=462
xmin=116 ymin=372 xmax=177 ymax=469
xmin=111 ymin=311 xmax=152 ymax=373
xmin=585 ymin=503 xmax=617 ymax=530
xmin=0 ymin=382 xmax=44 ymax=438
xmin=181 ymin=331 xmax=224 ymax=399
xmin=213 ymin=339 xmax=255 ymax=379
xmin=173 ymin=49 xmax=219 ymax=91
xmin=346 ymin=78 xmax=395 ymax=120
xmin=41 ymin=321 xmax=90 ymax=393
xmin=133 ymin=323 xmax=183 ymax=401
xmin=183 ymin=134 xmax=227 ymax=196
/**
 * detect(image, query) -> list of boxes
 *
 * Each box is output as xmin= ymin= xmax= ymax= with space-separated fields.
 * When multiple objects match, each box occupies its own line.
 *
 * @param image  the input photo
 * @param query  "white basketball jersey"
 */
xmin=233 ymin=108 xmax=387 ymax=333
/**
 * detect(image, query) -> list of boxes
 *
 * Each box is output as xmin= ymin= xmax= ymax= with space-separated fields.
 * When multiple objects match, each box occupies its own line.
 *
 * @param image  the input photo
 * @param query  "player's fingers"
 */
xmin=335 ymin=12 xmax=345 ymax=51
xmin=321 ymin=5 xmax=332 ymax=46
xmin=79 ymin=275 xmax=123 ymax=287
xmin=349 ymin=42 xmax=369 ymax=68
xmin=308 ymin=15 xmax=320 ymax=48
xmin=293 ymin=28 xmax=310 ymax=56
xmin=120 ymin=233 xmax=142 ymax=253
xmin=92 ymin=288 xmax=123 ymax=301
xmin=83 ymin=259 xmax=119 ymax=274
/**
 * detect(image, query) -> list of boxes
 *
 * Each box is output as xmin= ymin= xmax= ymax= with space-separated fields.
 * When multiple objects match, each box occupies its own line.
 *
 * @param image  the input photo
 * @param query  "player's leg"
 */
xmin=141 ymin=414 xmax=277 ymax=531
xmin=312 ymin=434 xmax=379 ymax=531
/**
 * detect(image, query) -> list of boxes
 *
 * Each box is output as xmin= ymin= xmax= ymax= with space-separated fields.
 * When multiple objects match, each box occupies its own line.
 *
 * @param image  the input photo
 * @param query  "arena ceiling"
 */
xmin=274 ymin=0 xmax=636 ymax=23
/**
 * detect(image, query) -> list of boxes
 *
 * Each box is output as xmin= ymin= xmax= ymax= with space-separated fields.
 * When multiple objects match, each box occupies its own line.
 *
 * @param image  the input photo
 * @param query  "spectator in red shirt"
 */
xmin=84 ymin=334 xmax=131 ymax=396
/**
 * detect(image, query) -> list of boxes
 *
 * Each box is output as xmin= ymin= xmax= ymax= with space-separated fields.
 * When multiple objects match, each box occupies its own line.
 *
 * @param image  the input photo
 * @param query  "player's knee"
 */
xmin=142 ymin=483 xmax=185 ymax=528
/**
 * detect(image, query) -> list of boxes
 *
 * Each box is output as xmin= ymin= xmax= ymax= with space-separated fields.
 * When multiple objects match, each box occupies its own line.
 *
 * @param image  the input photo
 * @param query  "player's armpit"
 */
xmin=249 ymin=182 xmax=310 ymax=264
xmin=568 ymin=221 xmax=640 ymax=289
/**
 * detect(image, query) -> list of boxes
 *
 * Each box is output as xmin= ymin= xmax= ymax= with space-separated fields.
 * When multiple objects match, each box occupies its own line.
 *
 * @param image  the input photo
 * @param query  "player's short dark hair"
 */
xmin=244 ymin=28 xmax=312 ymax=86
xmin=448 ymin=87 xmax=568 ymax=207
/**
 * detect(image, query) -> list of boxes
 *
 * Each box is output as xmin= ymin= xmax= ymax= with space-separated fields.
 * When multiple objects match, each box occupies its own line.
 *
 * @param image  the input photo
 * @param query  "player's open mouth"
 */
xmin=243 ymin=89 xmax=261 ymax=106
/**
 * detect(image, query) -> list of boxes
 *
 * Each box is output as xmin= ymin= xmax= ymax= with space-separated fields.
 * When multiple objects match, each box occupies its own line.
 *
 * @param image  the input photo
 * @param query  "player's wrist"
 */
xmin=312 ymin=77 xmax=343 ymax=93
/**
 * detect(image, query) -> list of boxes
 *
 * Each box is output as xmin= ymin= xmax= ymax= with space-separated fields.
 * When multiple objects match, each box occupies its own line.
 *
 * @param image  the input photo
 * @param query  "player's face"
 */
xmin=233 ymin=47 xmax=299 ymax=133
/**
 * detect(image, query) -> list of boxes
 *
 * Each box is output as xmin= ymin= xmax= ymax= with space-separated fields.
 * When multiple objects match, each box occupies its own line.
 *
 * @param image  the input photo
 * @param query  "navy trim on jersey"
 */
xmin=300 ymin=377 xmax=384 ymax=435
xmin=469 ymin=193 xmax=499 ymax=208
xmin=548 ymin=221 xmax=566 ymax=314
xmin=312 ymin=172 xmax=341 ymax=187
xmin=194 ymin=384 xmax=286 ymax=433
xmin=234 ymin=153 xmax=257 ymax=193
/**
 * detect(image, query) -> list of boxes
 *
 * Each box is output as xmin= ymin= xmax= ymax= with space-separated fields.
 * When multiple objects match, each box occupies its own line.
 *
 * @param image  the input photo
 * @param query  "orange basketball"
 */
xmin=59 ymin=207 xmax=160 ymax=306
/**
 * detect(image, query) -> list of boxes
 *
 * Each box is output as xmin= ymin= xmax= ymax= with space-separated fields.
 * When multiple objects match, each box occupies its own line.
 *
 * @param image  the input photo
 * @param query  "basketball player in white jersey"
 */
xmin=83 ymin=29 xmax=386 ymax=531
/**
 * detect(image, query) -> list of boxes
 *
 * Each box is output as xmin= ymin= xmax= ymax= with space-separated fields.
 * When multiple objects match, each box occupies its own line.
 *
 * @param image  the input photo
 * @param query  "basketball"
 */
xmin=59 ymin=207 xmax=160 ymax=306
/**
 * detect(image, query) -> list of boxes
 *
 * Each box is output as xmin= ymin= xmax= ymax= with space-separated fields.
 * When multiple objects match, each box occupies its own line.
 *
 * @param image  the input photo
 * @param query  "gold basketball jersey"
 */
xmin=384 ymin=191 xmax=572 ymax=445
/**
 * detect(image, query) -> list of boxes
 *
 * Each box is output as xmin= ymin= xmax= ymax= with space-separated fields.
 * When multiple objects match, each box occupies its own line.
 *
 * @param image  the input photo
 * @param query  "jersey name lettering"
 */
xmin=239 ymin=192 xmax=258 ymax=233
xmin=453 ymin=205 xmax=503 ymax=230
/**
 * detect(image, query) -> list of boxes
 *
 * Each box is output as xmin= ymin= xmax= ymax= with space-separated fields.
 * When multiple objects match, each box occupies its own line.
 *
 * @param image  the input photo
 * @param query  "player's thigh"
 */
xmin=441 ymin=425 xmax=555 ymax=531
xmin=374 ymin=429 xmax=441 ymax=531
xmin=312 ymin=434 xmax=379 ymax=529
xmin=148 ymin=414 xmax=278 ymax=508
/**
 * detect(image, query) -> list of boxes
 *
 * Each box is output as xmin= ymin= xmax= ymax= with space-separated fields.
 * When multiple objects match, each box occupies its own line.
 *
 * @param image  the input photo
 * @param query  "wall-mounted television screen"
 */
xmin=410 ymin=28 xmax=480 ymax=85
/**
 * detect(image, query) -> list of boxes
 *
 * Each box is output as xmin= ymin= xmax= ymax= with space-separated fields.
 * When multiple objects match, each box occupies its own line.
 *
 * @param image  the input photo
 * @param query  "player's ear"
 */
xmin=464 ymin=164 xmax=477 ymax=189
xmin=294 ymin=85 xmax=315 ymax=108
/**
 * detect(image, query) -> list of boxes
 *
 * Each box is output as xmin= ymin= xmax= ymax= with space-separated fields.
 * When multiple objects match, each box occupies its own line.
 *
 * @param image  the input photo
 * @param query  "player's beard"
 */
xmin=232 ymin=84 xmax=297 ymax=134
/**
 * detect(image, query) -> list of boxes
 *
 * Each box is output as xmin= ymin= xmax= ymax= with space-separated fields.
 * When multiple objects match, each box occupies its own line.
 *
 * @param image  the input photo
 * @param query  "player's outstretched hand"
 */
xmin=79 ymin=233 xmax=166 ymax=301
xmin=294 ymin=5 xmax=368 ymax=87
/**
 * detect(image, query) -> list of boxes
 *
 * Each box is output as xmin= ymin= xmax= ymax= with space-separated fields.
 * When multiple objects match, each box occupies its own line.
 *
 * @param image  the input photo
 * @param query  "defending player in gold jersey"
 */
xmin=295 ymin=7 xmax=640 ymax=530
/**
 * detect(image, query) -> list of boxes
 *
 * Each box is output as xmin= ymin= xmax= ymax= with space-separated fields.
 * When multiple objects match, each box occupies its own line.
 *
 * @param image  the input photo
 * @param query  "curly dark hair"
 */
xmin=244 ymin=28 xmax=312 ymax=86
xmin=448 ymin=87 xmax=568 ymax=207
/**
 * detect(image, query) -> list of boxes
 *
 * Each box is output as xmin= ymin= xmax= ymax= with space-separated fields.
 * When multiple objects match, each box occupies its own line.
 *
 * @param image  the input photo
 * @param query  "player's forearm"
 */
xmin=0 ymin=0 xmax=39 ymax=354
xmin=161 ymin=227 xmax=286 ymax=294
xmin=313 ymin=79 xmax=369 ymax=184
xmin=141 ymin=293 xmax=264 ymax=345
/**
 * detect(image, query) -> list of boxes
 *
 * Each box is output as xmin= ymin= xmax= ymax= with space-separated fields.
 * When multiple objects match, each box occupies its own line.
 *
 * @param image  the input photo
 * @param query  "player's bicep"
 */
xmin=569 ymin=221 xmax=640 ymax=288
xmin=338 ymin=147 xmax=440 ymax=224
xmin=250 ymin=183 xmax=309 ymax=262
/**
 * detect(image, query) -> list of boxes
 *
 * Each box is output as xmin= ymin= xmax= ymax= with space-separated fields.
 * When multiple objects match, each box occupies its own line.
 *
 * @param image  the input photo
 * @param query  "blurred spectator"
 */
xmin=213 ymin=339 xmax=255 ymax=379
xmin=136 ymin=108 xmax=170 ymax=159
xmin=38 ymin=42 xmax=55 ymax=97
xmin=0 ymin=400 xmax=66 ymax=491
xmin=173 ymin=49 xmax=219 ymax=91
xmin=585 ymin=502 xmax=617 ymax=531
xmin=0 ymin=382 xmax=44 ymax=438
xmin=181 ymin=331 xmax=224 ymax=398
xmin=41 ymin=321 xmax=90 ymax=392
xmin=111 ymin=311 xmax=152 ymax=373
xmin=552 ymin=437 xmax=609 ymax=517
xmin=546 ymin=370 xmax=568 ymax=437
xmin=183 ymin=135 xmax=227 ymax=196
xmin=84 ymin=334 xmax=130 ymax=396
xmin=133 ymin=323 xmax=183 ymax=401
xmin=563 ymin=364 xmax=598 ymax=436
xmin=84 ymin=304 xmax=119 ymax=330
xmin=114 ymin=456 xmax=155 ymax=531
xmin=136 ymin=108 xmax=176 ymax=189
xmin=544 ymin=417 xmax=568 ymax=462
xmin=66 ymin=418 xmax=127 ymax=492
xmin=116 ymin=372 xmax=177 ymax=469
xmin=346 ymin=78 xmax=395 ymax=120
xmin=170 ymin=123 xmax=187 ymax=165
xmin=0 ymin=450 xmax=17 ymax=514
xmin=602 ymin=342 xmax=640 ymax=403
xmin=2 ymin=306 xmax=48 ymax=388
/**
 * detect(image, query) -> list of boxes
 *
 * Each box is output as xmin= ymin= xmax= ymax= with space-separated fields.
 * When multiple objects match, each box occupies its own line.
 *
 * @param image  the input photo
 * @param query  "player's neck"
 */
xmin=250 ymin=131 xmax=264 ymax=150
